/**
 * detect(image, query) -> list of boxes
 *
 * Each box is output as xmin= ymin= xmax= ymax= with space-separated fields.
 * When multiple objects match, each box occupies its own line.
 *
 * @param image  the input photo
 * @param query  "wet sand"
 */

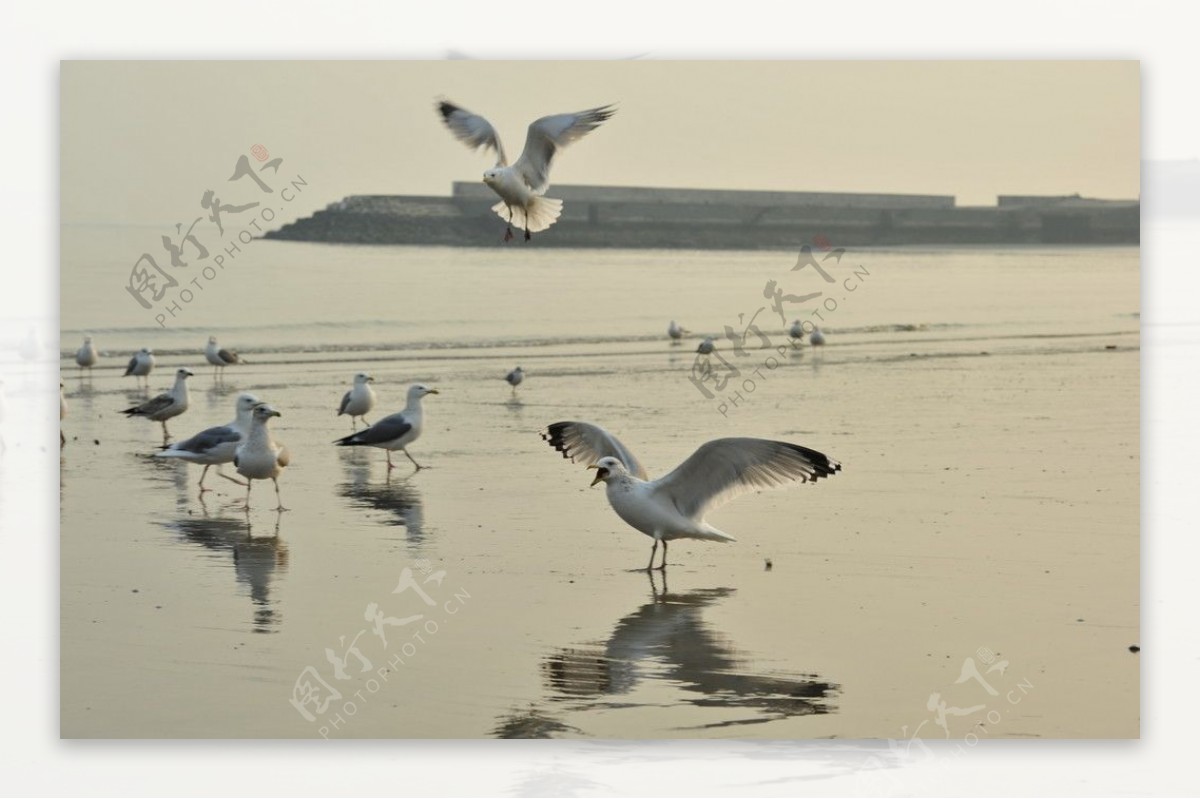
xmin=59 ymin=237 xmax=1139 ymax=738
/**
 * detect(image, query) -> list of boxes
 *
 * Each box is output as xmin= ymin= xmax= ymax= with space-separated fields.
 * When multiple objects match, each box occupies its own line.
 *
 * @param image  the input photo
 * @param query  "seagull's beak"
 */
xmin=588 ymin=465 xmax=607 ymax=487
xmin=427 ymin=388 xmax=440 ymax=395
xmin=366 ymin=376 xmax=375 ymax=383
xmin=269 ymin=410 xmax=282 ymax=418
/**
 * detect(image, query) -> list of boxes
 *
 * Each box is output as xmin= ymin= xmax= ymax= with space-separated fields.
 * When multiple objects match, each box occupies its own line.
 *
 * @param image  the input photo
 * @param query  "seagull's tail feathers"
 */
xmin=494 ymin=197 xmax=563 ymax=233
xmin=333 ymin=432 xmax=365 ymax=447
xmin=691 ymin=524 xmax=737 ymax=543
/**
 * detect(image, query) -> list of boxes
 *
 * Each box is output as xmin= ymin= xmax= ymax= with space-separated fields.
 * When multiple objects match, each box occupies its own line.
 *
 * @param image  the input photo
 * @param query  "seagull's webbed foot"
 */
xmin=503 ymin=226 xmax=514 ymax=242
xmin=524 ymin=228 xmax=532 ymax=242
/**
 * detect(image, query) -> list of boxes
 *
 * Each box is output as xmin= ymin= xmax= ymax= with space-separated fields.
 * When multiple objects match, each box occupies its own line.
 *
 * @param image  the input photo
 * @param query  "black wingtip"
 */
xmin=436 ymin=100 xmax=459 ymax=121
xmin=784 ymin=442 xmax=842 ymax=482
xmin=541 ymin=421 xmax=578 ymax=463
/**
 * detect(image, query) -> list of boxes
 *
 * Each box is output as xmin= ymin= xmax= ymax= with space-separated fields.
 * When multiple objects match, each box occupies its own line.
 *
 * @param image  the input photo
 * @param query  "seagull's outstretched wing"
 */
xmin=513 ymin=105 xmax=615 ymax=193
xmin=652 ymin=439 xmax=841 ymax=520
xmin=541 ymin=420 xmax=647 ymax=480
xmin=437 ymin=100 xmax=507 ymax=166
xmin=334 ymin=412 xmax=412 ymax=446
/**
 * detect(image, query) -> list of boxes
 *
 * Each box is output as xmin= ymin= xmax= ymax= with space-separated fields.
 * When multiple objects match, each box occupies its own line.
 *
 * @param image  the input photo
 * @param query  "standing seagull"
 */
xmin=668 ymin=321 xmax=689 ymax=341
xmin=809 ymin=327 xmax=827 ymax=346
xmin=436 ymin=99 xmax=616 ymax=241
xmin=541 ymin=421 xmax=841 ymax=570
xmin=696 ymin=337 xmax=715 ymax=355
xmin=337 ymin=372 xmax=377 ymax=429
xmin=75 ymin=335 xmax=98 ymax=374
xmin=155 ymin=393 xmax=261 ymax=493
xmin=788 ymin=320 xmax=806 ymax=342
xmin=333 ymin=384 xmax=439 ymax=471
xmin=206 ymin=336 xmax=246 ymax=378
xmin=124 ymin=348 xmax=155 ymax=388
xmin=121 ymin=368 xmax=192 ymax=442
xmin=505 ymin=367 xmax=525 ymax=395
xmin=235 ymin=403 xmax=290 ymax=510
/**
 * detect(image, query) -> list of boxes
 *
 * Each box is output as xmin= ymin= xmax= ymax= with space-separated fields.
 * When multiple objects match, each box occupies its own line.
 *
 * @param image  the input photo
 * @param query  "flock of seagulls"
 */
xmin=60 ymin=101 xmax=842 ymax=566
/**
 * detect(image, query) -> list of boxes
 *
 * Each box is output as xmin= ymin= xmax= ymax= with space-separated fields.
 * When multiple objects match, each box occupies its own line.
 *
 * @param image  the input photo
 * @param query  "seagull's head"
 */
xmin=236 ymin=392 xmax=262 ymax=415
xmin=354 ymin=372 xmax=374 ymax=385
xmin=177 ymin=368 xmax=194 ymax=380
xmin=83 ymin=335 xmax=93 ymax=344
xmin=252 ymin=403 xmax=282 ymax=422
xmin=409 ymin=383 xmax=440 ymax=400
xmin=482 ymin=168 xmax=499 ymax=186
xmin=588 ymin=456 xmax=627 ymax=487
xmin=140 ymin=347 xmax=152 ymax=355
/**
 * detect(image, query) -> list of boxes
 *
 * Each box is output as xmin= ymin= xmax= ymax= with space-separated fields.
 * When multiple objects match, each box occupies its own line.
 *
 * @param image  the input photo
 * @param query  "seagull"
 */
xmin=155 ymin=393 xmax=261 ymax=492
xmin=75 ymin=335 xmax=98 ymax=373
xmin=668 ymin=321 xmax=691 ymax=341
xmin=436 ymin=99 xmax=616 ymax=241
xmin=121 ymin=367 xmax=192 ymax=442
xmin=541 ymin=421 xmax=841 ymax=570
xmin=788 ymin=320 xmax=806 ymax=341
xmin=333 ymin=384 xmax=439 ymax=471
xmin=337 ymin=372 xmax=377 ymax=429
xmin=206 ymin=336 xmax=246 ymax=377
xmin=60 ymin=381 xmax=67 ymax=448
xmin=124 ymin=348 xmax=155 ymax=388
xmin=235 ymin=403 xmax=290 ymax=510
xmin=809 ymin=327 xmax=827 ymax=346
xmin=696 ymin=337 xmax=715 ymax=355
xmin=505 ymin=367 xmax=525 ymax=395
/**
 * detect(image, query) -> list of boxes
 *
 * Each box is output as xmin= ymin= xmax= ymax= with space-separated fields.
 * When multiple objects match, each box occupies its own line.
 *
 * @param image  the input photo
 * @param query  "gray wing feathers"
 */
xmin=654 ymin=438 xmax=841 ymax=519
xmin=125 ymin=393 xmax=174 ymax=416
xmin=337 ymin=390 xmax=352 ymax=416
xmin=437 ymin=100 xmax=507 ymax=165
xmin=165 ymin=425 xmax=241 ymax=455
xmin=514 ymin=106 xmax=615 ymax=192
xmin=339 ymin=412 xmax=412 ymax=445
xmin=541 ymin=421 xmax=648 ymax=480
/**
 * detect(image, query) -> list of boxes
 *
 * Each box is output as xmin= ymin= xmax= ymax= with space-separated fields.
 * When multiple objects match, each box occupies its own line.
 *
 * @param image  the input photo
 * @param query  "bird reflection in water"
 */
xmin=338 ymin=447 xmax=426 ymax=544
xmin=162 ymin=498 xmax=289 ymax=633
xmin=507 ymin=572 xmax=837 ymax=735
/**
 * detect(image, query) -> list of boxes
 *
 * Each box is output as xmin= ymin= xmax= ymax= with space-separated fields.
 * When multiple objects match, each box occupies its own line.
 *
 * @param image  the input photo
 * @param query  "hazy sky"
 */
xmin=60 ymin=61 xmax=1139 ymax=225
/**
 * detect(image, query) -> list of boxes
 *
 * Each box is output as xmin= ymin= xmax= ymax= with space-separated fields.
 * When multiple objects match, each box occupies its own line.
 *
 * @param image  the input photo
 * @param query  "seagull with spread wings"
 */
xmin=436 ymin=99 xmax=616 ymax=241
xmin=541 ymin=421 xmax=841 ymax=570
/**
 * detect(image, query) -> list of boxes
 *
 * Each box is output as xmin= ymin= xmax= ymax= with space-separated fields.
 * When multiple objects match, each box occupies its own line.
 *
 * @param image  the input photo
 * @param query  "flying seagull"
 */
xmin=333 ymin=383 xmax=439 ymax=471
xmin=436 ymin=99 xmax=616 ymax=241
xmin=541 ymin=421 xmax=841 ymax=570
xmin=338 ymin=372 xmax=377 ymax=429
xmin=235 ymin=403 xmax=290 ymax=510
xmin=206 ymin=336 xmax=246 ymax=377
xmin=122 ymin=367 xmax=193 ymax=442
xmin=155 ymin=393 xmax=261 ymax=492
xmin=123 ymin=347 xmax=155 ymax=388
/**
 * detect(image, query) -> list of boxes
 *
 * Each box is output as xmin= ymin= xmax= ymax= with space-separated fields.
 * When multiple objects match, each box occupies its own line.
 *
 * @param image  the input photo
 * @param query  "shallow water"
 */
xmin=59 ymin=227 xmax=1139 ymax=738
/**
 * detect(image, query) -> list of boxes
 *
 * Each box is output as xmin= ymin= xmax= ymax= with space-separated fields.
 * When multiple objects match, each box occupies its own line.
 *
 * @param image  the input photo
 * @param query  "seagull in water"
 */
xmin=121 ymin=367 xmax=192 ymax=442
xmin=124 ymin=348 xmax=155 ymax=388
xmin=235 ymin=403 xmax=290 ymax=510
xmin=541 ymin=421 xmax=841 ymax=570
xmin=505 ymin=367 xmax=525 ymax=395
xmin=696 ymin=337 xmax=715 ymax=355
xmin=206 ymin=336 xmax=246 ymax=377
xmin=668 ymin=321 xmax=689 ymax=341
xmin=809 ymin=327 xmax=827 ymax=346
xmin=338 ymin=372 xmax=377 ymax=429
xmin=436 ymin=99 xmax=616 ymax=241
xmin=75 ymin=335 xmax=98 ymax=373
xmin=155 ymin=393 xmax=261 ymax=493
xmin=333 ymin=384 xmax=439 ymax=471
